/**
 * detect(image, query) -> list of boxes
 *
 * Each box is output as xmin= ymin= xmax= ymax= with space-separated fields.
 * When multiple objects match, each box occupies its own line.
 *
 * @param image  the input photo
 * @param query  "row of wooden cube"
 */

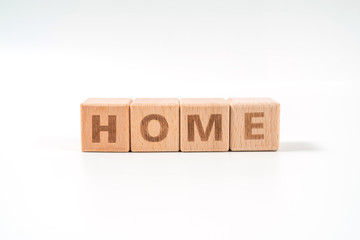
xmin=81 ymin=98 xmax=280 ymax=152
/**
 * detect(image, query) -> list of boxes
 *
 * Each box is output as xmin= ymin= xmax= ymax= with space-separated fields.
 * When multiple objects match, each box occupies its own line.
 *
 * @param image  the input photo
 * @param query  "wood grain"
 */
xmin=81 ymin=98 xmax=132 ymax=152
xmin=180 ymin=98 xmax=229 ymax=152
xmin=130 ymin=98 xmax=179 ymax=152
xmin=228 ymin=98 xmax=280 ymax=151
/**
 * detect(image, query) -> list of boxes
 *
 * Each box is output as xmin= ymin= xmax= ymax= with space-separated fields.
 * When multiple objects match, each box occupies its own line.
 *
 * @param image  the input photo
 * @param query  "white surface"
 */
xmin=1 ymin=0 xmax=360 ymax=239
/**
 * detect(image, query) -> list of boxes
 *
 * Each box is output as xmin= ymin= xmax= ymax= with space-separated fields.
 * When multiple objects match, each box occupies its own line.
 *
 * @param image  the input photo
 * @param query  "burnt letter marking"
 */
xmin=188 ymin=114 xmax=222 ymax=142
xmin=92 ymin=115 xmax=117 ymax=143
xmin=140 ymin=114 xmax=169 ymax=142
xmin=245 ymin=112 xmax=264 ymax=140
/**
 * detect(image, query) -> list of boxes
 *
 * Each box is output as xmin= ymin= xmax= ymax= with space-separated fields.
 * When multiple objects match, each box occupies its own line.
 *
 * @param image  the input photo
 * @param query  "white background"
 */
xmin=1 ymin=0 xmax=360 ymax=239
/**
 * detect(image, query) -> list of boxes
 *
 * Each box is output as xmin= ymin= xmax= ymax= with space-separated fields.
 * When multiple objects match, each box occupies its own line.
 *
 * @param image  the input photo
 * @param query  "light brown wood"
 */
xmin=81 ymin=98 xmax=132 ymax=152
xmin=228 ymin=98 xmax=280 ymax=151
xmin=180 ymin=98 xmax=229 ymax=152
xmin=130 ymin=98 xmax=179 ymax=152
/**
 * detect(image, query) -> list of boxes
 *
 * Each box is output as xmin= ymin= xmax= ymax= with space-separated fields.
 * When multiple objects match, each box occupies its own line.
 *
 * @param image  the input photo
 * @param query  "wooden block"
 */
xmin=130 ymin=98 xmax=179 ymax=152
xmin=180 ymin=98 xmax=229 ymax=152
xmin=228 ymin=98 xmax=280 ymax=151
xmin=81 ymin=98 xmax=132 ymax=152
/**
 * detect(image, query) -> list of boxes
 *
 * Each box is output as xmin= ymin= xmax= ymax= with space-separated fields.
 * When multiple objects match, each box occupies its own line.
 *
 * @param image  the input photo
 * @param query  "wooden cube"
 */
xmin=81 ymin=98 xmax=132 ymax=152
xmin=130 ymin=98 xmax=179 ymax=152
xmin=180 ymin=98 xmax=229 ymax=152
xmin=228 ymin=98 xmax=280 ymax=151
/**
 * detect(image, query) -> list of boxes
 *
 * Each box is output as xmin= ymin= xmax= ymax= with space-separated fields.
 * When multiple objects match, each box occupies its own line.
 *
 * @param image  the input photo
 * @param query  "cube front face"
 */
xmin=81 ymin=98 xmax=132 ymax=152
xmin=180 ymin=99 xmax=229 ymax=152
xmin=130 ymin=99 xmax=179 ymax=152
xmin=228 ymin=98 xmax=280 ymax=151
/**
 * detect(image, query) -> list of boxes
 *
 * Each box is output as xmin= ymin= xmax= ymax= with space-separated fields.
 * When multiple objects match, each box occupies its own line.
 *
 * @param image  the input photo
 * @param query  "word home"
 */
xmin=81 ymin=98 xmax=280 ymax=152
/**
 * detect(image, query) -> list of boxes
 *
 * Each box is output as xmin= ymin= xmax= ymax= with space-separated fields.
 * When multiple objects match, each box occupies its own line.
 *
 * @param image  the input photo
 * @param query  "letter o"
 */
xmin=140 ymin=114 xmax=169 ymax=142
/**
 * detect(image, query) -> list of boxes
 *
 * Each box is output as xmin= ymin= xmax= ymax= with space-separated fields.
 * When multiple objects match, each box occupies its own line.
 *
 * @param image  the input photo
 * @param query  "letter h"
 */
xmin=92 ymin=115 xmax=117 ymax=143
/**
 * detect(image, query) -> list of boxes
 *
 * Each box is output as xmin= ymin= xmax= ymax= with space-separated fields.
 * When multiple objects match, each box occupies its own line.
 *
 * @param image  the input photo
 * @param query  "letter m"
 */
xmin=188 ymin=114 xmax=222 ymax=142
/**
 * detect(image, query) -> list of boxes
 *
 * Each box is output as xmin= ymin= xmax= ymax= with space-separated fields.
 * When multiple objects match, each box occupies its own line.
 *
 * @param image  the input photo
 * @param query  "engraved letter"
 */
xmin=188 ymin=114 xmax=222 ymax=142
xmin=141 ymin=114 xmax=169 ymax=142
xmin=245 ymin=112 xmax=264 ymax=140
xmin=92 ymin=115 xmax=117 ymax=143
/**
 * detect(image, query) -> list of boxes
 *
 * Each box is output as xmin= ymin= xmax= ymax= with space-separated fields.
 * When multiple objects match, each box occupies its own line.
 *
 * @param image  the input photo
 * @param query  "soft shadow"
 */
xmin=279 ymin=141 xmax=321 ymax=152
xmin=32 ymin=137 xmax=320 ymax=154
xmin=80 ymin=151 xmax=279 ymax=179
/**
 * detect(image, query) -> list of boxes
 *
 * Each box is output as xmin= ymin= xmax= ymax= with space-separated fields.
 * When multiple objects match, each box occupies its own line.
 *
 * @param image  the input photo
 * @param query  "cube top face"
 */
xmin=228 ymin=98 xmax=280 ymax=106
xmin=81 ymin=98 xmax=132 ymax=152
xmin=132 ymin=98 xmax=179 ymax=106
xmin=131 ymin=98 xmax=180 ymax=152
xmin=81 ymin=98 xmax=133 ymax=106
xmin=180 ymin=98 xmax=229 ymax=152
xmin=180 ymin=98 xmax=228 ymax=106
xmin=228 ymin=98 xmax=280 ymax=151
